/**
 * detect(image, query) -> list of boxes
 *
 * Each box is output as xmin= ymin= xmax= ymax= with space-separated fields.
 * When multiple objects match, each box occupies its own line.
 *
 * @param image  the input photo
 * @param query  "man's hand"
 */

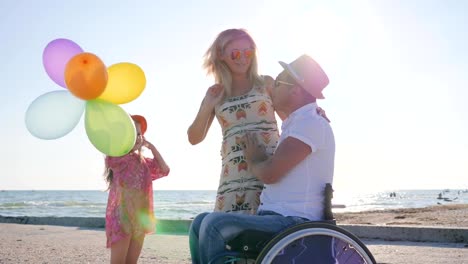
xmin=243 ymin=132 xmax=267 ymax=166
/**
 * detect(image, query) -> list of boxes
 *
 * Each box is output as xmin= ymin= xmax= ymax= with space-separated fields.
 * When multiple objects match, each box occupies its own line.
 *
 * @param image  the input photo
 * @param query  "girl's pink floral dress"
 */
xmin=105 ymin=152 xmax=168 ymax=248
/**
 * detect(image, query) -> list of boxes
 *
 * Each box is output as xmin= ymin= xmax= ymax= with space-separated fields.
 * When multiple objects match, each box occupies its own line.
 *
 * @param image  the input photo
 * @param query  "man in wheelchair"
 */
xmin=189 ymin=54 xmax=336 ymax=264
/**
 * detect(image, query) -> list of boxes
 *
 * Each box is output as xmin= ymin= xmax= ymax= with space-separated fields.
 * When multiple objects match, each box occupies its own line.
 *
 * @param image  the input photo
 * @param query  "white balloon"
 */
xmin=25 ymin=90 xmax=85 ymax=139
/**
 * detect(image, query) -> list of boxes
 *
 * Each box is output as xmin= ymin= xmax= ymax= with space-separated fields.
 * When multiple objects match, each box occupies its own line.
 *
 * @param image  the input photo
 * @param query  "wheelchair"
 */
xmin=210 ymin=184 xmax=376 ymax=264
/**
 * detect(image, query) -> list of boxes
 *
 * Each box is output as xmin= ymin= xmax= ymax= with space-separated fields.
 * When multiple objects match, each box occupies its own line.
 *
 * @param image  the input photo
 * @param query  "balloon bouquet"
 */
xmin=25 ymin=38 xmax=146 ymax=157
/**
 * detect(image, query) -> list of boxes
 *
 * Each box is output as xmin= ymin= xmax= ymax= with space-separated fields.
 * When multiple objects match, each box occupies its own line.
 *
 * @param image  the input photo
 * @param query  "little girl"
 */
xmin=104 ymin=114 xmax=169 ymax=264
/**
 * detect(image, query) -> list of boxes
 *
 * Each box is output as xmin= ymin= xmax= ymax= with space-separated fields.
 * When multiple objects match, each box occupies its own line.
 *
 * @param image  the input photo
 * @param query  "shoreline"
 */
xmin=0 ymin=216 xmax=192 ymax=234
xmin=2 ymin=203 xmax=467 ymax=227
xmin=1 ymin=204 xmax=467 ymax=243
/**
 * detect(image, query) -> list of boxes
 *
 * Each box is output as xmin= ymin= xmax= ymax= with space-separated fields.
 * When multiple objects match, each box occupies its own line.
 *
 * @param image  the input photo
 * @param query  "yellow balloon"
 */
xmin=98 ymin=63 xmax=146 ymax=104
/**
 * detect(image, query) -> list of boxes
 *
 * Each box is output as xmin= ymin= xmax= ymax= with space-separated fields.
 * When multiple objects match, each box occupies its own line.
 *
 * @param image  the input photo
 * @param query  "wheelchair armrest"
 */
xmin=225 ymin=229 xmax=276 ymax=254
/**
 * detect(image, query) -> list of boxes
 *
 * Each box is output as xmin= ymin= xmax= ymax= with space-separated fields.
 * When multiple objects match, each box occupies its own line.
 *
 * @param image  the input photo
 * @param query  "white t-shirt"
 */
xmin=258 ymin=103 xmax=335 ymax=220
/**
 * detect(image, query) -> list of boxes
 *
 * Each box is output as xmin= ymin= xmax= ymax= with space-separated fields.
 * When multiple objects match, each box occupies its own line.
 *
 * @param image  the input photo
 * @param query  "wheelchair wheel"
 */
xmin=256 ymin=222 xmax=376 ymax=264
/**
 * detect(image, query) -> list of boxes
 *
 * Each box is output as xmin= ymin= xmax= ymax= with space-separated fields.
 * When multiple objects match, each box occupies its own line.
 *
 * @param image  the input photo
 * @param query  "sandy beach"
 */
xmin=1 ymin=204 xmax=467 ymax=263
xmin=335 ymin=204 xmax=468 ymax=227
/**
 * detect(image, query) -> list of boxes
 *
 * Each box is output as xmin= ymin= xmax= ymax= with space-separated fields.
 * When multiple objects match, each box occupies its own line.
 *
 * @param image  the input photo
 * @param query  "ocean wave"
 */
xmin=1 ymin=189 xmax=467 ymax=219
xmin=0 ymin=201 xmax=105 ymax=208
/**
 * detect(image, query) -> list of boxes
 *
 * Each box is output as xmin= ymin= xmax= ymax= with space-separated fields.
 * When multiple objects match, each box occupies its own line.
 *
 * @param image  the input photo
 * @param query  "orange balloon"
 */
xmin=65 ymin=52 xmax=108 ymax=100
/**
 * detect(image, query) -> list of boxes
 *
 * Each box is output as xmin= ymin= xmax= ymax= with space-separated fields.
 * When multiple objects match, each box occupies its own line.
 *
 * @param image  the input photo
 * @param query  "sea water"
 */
xmin=1 ymin=189 xmax=467 ymax=220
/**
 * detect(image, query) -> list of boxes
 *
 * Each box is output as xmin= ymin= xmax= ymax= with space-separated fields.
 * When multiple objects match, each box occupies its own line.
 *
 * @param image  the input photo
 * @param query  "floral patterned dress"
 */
xmin=214 ymin=83 xmax=279 ymax=214
xmin=105 ymin=152 xmax=168 ymax=248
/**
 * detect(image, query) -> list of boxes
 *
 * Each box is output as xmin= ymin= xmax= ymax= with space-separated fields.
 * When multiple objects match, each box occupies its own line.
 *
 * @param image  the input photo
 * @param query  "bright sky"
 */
xmin=1 ymin=0 xmax=467 ymax=193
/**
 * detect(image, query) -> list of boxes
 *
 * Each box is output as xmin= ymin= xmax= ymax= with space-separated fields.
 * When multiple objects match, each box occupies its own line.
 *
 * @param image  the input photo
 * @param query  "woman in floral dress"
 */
xmin=187 ymin=29 xmax=280 ymax=214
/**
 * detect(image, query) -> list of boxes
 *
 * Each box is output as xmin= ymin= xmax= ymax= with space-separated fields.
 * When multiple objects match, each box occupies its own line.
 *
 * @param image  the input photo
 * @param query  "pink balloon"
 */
xmin=43 ymin=39 xmax=83 ymax=88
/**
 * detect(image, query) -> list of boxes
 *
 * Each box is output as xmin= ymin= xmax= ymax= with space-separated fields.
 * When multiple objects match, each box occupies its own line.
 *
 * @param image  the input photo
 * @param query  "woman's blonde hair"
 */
xmin=203 ymin=28 xmax=264 ymax=97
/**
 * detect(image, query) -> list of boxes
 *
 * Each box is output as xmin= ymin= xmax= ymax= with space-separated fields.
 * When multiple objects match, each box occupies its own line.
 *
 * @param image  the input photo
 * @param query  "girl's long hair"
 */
xmin=203 ymin=28 xmax=264 ymax=97
xmin=104 ymin=166 xmax=113 ymax=191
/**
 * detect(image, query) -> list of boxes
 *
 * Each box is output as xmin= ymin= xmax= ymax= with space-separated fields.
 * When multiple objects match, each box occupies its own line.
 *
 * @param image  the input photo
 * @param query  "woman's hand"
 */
xmin=203 ymin=84 xmax=225 ymax=109
xmin=316 ymin=107 xmax=330 ymax=123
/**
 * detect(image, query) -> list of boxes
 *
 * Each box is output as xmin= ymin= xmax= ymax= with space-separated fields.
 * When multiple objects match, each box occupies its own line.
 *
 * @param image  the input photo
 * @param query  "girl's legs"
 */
xmin=125 ymin=234 xmax=145 ymax=264
xmin=110 ymin=235 xmax=131 ymax=264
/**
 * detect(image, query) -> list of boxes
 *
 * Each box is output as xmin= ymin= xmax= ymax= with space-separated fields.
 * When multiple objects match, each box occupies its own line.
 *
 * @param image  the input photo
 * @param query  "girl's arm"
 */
xmin=144 ymin=139 xmax=170 ymax=176
xmin=187 ymin=84 xmax=224 ymax=145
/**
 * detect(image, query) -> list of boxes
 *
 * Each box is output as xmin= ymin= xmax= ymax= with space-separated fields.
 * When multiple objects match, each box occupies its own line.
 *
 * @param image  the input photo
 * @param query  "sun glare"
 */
xmin=292 ymin=8 xmax=350 ymax=66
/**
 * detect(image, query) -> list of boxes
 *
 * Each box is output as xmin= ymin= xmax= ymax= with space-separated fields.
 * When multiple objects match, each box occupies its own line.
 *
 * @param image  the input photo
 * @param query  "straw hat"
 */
xmin=131 ymin=115 xmax=147 ymax=135
xmin=278 ymin=54 xmax=329 ymax=99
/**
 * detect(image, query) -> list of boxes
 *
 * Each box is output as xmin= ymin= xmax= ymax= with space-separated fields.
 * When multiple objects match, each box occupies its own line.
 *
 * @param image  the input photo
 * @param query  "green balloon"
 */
xmin=85 ymin=100 xmax=136 ymax=157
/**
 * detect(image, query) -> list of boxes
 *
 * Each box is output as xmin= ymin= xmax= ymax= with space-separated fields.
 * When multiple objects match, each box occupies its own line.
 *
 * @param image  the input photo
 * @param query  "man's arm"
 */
xmin=244 ymin=133 xmax=311 ymax=184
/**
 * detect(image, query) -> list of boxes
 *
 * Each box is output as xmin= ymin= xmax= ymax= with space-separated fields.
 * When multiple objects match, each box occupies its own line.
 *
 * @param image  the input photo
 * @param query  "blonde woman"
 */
xmin=188 ymin=28 xmax=280 ymax=215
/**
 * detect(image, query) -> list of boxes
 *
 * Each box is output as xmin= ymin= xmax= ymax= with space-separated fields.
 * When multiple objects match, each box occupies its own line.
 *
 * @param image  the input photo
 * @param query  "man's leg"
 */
xmin=189 ymin=212 xmax=210 ymax=264
xmin=198 ymin=212 xmax=304 ymax=264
